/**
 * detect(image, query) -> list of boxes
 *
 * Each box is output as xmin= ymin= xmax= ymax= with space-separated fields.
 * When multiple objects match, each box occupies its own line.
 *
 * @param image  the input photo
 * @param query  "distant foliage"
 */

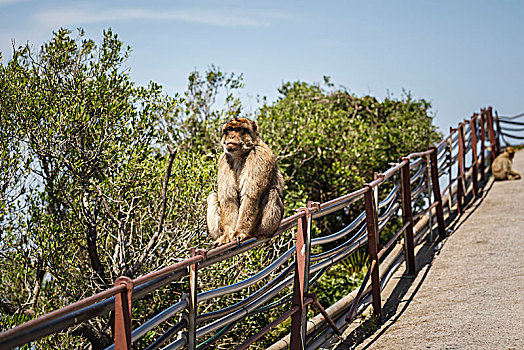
xmin=1 ymin=28 xmax=440 ymax=349
xmin=258 ymin=80 xmax=440 ymax=221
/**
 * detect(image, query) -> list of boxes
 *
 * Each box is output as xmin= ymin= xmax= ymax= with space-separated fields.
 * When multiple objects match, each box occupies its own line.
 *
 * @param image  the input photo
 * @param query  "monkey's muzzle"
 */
xmin=226 ymin=142 xmax=241 ymax=152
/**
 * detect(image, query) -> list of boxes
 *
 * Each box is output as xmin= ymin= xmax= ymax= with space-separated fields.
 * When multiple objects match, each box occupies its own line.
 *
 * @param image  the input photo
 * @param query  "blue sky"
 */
xmin=1 ymin=0 xmax=523 ymax=133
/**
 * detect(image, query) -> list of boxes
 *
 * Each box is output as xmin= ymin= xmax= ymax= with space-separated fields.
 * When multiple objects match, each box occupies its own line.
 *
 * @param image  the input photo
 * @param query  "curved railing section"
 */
xmin=0 ymin=106 xmax=512 ymax=350
xmin=494 ymin=110 xmax=524 ymax=147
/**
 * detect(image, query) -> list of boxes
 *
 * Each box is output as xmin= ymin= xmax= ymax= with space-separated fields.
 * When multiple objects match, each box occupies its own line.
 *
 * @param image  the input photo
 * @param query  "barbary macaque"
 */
xmin=206 ymin=117 xmax=284 ymax=245
xmin=492 ymin=147 xmax=521 ymax=180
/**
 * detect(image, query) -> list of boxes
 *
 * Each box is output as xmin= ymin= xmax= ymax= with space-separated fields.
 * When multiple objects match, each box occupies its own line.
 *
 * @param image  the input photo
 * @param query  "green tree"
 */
xmin=0 ymin=28 xmax=197 ymax=348
xmin=258 ymin=79 xmax=440 ymax=230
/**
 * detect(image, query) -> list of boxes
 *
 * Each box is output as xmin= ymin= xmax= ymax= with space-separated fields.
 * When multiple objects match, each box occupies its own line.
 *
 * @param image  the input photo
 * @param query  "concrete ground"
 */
xmin=332 ymin=150 xmax=524 ymax=350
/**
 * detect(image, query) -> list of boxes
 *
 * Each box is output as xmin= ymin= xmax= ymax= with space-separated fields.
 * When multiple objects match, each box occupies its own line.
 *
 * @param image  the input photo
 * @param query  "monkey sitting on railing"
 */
xmin=206 ymin=117 xmax=284 ymax=246
xmin=492 ymin=147 xmax=521 ymax=180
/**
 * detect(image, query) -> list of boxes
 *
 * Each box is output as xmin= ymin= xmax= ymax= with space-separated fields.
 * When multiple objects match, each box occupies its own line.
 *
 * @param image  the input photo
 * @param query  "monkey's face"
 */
xmin=506 ymin=147 xmax=516 ymax=159
xmin=221 ymin=118 xmax=258 ymax=156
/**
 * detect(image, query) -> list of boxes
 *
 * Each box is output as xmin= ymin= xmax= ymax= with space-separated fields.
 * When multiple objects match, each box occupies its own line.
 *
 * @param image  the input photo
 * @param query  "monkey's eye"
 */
xmin=224 ymin=126 xmax=244 ymax=134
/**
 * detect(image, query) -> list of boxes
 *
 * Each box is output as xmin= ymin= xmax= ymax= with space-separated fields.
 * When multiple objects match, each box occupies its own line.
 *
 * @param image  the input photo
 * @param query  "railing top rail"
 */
xmin=380 ymin=158 xmax=408 ymax=182
xmin=134 ymin=255 xmax=203 ymax=286
xmin=496 ymin=118 xmax=524 ymax=126
xmin=315 ymin=187 xmax=368 ymax=218
xmin=496 ymin=111 xmax=524 ymax=120
xmin=0 ymin=284 xmax=127 ymax=344
xmin=407 ymin=149 xmax=433 ymax=159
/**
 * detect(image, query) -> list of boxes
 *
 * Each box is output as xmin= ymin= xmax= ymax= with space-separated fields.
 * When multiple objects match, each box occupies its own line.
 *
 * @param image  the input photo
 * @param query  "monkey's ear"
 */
xmin=251 ymin=120 xmax=258 ymax=134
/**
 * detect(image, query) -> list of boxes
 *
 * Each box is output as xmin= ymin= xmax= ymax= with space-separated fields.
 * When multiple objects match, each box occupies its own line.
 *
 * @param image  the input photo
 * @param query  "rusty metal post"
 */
xmin=486 ymin=106 xmax=498 ymax=158
xmin=424 ymin=153 xmax=434 ymax=241
xmin=460 ymin=123 xmax=466 ymax=180
xmin=447 ymin=130 xmax=453 ymax=212
xmin=399 ymin=159 xmax=416 ymax=275
xmin=373 ymin=172 xmax=380 ymax=247
xmin=290 ymin=201 xmax=316 ymax=350
xmin=187 ymin=248 xmax=198 ymax=350
xmin=114 ymin=276 xmax=134 ymax=350
xmin=363 ymin=187 xmax=381 ymax=318
xmin=309 ymin=294 xmax=342 ymax=336
xmin=495 ymin=109 xmax=502 ymax=150
xmin=373 ymin=172 xmax=380 ymax=205
xmin=457 ymin=123 xmax=465 ymax=214
xmin=480 ymin=109 xmax=486 ymax=180
xmin=470 ymin=115 xmax=479 ymax=197
xmin=429 ymin=147 xmax=446 ymax=238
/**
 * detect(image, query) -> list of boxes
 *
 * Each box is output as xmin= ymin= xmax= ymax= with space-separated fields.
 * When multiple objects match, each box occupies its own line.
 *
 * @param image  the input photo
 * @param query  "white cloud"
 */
xmin=34 ymin=7 xmax=291 ymax=28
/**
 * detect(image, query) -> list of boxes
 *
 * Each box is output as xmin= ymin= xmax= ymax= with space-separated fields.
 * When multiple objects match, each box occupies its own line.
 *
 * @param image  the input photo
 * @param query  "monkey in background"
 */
xmin=492 ymin=147 xmax=521 ymax=180
xmin=206 ymin=117 xmax=284 ymax=245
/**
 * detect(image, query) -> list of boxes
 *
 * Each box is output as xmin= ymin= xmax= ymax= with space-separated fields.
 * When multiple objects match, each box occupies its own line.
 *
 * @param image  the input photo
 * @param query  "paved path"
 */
xmin=334 ymin=150 xmax=524 ymax=350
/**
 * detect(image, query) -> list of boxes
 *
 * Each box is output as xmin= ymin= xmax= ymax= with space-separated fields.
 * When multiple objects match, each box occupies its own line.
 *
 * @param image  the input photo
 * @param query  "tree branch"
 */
xmin=27 ymin=258 xmax=45 ymax=314
xmin=128 ymin=146 xmax=177 ymax=276
xmin=94 ymin=184 xmax=121 ymax=227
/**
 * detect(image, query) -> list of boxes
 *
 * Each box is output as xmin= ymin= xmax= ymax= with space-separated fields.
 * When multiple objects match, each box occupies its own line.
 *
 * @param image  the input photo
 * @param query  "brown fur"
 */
xmin=206 ymin=117 xmax=284 ymax=245
xmin=492 ymin=147 xmax=521 ymax=180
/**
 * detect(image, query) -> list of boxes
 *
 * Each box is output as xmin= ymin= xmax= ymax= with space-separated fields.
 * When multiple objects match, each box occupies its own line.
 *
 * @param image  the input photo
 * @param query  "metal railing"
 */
xmin=494 ymin=110 xmax=524 ymax=147
xmin=1 ymin=106 xmax=520 ymax=350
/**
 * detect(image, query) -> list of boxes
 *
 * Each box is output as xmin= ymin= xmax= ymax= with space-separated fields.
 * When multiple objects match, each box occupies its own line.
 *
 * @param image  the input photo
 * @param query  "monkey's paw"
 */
xmin=213 ymin=235 xmax=229 ymax=247
xmin=212 ymin=230 xmax=236 ymax=246
xmin=234 ymin=231 xmax=251 ymax=241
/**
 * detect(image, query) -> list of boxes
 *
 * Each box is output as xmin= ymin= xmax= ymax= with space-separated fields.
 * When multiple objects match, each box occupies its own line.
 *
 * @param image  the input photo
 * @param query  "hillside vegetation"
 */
xmin=0 ymin=29 xmax=440 ymax=348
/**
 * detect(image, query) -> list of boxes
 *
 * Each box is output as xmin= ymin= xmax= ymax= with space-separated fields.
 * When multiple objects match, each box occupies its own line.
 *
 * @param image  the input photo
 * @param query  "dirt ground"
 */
xmin=331 ymin=150 xmax=524 ymax=350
